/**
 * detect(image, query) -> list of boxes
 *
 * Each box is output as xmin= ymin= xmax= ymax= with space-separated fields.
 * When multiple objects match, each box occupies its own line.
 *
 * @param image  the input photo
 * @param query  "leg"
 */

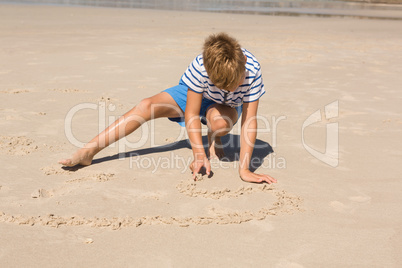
xmin=59 ymin=92 xmax=182 ymax=167
xmin=205 ymin=104 xmax=238 ymax=159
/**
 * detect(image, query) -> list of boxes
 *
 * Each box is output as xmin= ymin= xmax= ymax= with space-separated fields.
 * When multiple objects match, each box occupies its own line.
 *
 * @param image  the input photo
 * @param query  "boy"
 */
xmin=59 ymin=33 xmax=276 ymax=184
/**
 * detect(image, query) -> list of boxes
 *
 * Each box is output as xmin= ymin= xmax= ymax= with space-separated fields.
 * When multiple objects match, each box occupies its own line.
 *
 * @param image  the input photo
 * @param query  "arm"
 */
xmin=239 ymin=100 xmax=277 ymax=184
xmin=185 ymin=89 xmax=211 ymax=179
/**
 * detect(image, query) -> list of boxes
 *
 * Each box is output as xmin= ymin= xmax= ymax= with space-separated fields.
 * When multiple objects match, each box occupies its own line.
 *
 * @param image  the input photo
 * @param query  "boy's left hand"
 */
xmin=239 ymin=169 xmax=277 ymax=184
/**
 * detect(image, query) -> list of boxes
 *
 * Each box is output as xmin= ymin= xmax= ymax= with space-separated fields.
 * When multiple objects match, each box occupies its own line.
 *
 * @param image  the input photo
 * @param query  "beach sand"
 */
xmin=0 ymin=4 xmax=401 ymax=267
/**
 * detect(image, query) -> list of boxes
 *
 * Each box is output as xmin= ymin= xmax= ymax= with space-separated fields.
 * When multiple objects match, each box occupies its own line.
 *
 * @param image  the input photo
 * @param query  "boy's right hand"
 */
xmin=189 ymin=154 xmax=211 ymax=180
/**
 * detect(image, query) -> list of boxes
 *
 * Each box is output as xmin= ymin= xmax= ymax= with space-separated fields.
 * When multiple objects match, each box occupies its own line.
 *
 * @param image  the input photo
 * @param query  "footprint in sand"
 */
xmin=348 ymin=195 xmax=371 ymax=203
xmin=49 ymin=88 xmax=89 ymax=93
xmin=29 ymin=176 xmax=111 ymax=200
xmin=37 ymin=164 xmax=116 ymax=199
xmin=41 ymin=143 xmax=66 ymax=152
xmin=0 ymin=136 xmax=38 ymax=155
xmin=164 ymin=137 xmax=177 ymax=143
xmin=41 ymin=165 xmax=73 ymax=176
xmin=41 ymin=164 xmax=116 ymax=182
xmin=30 ymin=185 xmax=79 ymax=199
xmin=0 ymin=185 xmax=10 ymax=193
xmin=66 ymin=172 xmax=115 ymax=183
xmin=0 ymin=89 xmax=31 ymax=94
xmin=86 ymin=96 xmax=123 ymax=109
xmin=31 ymin=188 xmax=54 ymax=198
xmin=330 ymin=195 xmax=371 ymax=214
xmin=330 ymin=201 xmax=353 ymax=213
xmin=137 ymin=191 xmax=165 ymax=201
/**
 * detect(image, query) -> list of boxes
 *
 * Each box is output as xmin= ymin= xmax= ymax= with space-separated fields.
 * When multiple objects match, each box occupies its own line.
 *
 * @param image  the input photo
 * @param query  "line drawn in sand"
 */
xmin=2 ymin=174 xmax=303 ymax=229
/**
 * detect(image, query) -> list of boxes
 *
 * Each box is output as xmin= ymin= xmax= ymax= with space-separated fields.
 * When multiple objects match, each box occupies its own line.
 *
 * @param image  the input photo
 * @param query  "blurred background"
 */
xmin=0 ymin=0 xmax=401 ymax=19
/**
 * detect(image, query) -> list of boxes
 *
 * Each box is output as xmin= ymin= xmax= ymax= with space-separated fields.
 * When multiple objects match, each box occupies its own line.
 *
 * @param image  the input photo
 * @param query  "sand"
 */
xmin=0 ymin=3 xmax=401 ymax=267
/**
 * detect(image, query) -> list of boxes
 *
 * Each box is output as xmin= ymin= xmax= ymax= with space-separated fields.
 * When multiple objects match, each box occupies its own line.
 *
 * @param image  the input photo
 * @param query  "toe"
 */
xmin=58 ymin=159 xmax=72 ymax=166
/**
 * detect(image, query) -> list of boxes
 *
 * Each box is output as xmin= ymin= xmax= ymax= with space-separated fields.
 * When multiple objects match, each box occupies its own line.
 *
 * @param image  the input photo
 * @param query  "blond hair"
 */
xmin=203 ymin=33 xmax=245 ymax=90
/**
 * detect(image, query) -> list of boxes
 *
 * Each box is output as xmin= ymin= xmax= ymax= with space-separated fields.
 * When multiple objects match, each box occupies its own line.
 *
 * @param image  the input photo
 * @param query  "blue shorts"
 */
xmin=163 ymin=81 xmax=242 ymax=127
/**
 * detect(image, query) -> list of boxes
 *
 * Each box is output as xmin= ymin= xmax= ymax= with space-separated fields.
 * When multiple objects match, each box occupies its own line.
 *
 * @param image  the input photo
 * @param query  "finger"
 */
xmin=262 ymin=174 xmax=277 ymax=184
xmin=255 ymin=176 xmax=263 ymax=183
xmin=252 ymin=173 xmax=275 ymax=184
xmin=192 ymin=164 xmax=202 ymax=181
xmin=249 ymin=174 xmax=270 ymax=184
xmin=205 ymin=160 xmax=211 ymax=176
xmin=266 ymin=174 xmax=277 ymax=183
xmin=191 ymin=164 xmax=198 ymax=180
xmin=189 ymin=162 xmax=194 ymax=172
xmin=242 ymin=174 xmax=262 ymax=183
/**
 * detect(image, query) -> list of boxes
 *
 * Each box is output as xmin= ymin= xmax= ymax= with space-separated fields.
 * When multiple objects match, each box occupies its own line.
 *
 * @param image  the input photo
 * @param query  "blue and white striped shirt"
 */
xmin=181 ymin=48 xmax=265 ymax=108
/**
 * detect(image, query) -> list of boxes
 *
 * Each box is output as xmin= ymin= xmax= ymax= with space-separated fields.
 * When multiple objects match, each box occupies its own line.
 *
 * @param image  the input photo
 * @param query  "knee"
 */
xmin=209 ymin=118 xmax=232 ymax=136
xmin=136 ymin=97 xmax=153 ymax=114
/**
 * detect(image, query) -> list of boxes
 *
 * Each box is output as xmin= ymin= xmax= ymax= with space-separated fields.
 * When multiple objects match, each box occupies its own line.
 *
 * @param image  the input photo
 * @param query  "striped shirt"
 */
xmin=180 ymin=48 xmax=265 ymax=108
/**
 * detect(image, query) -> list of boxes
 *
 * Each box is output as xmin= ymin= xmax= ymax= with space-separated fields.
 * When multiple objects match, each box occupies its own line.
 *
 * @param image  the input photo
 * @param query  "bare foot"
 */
xmin=58 ymin=148 xmax=96 ymax=167
xmin=208 ymin=136 xmax=225 ymax=160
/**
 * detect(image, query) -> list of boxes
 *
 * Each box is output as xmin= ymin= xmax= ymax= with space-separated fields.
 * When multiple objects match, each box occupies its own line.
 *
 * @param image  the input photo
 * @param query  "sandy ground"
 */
xmin=0 ymin=4 xmax=401 ymax=267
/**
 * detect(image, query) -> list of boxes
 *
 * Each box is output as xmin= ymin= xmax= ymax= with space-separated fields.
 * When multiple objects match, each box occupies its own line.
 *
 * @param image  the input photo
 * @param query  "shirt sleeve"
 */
xmin=180 ymin=55 xmax=206 ymax=94
xmin=243 ymin=67 xmax=265 ymax=103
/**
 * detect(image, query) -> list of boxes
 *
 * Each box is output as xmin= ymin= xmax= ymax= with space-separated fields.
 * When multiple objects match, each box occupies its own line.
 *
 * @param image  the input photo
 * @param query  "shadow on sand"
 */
xmin=63 ymin=134 xmax=273 ymax=173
